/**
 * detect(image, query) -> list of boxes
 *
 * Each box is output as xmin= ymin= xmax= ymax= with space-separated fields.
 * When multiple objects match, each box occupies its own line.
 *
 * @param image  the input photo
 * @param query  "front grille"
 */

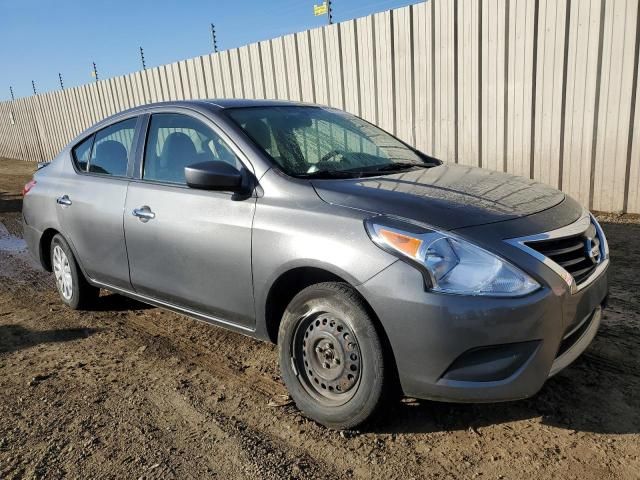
xmin=526 ymin=223 xmax=601 ymax=285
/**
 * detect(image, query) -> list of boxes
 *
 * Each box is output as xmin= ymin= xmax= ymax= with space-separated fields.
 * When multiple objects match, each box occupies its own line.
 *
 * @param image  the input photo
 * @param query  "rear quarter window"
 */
xmin=88 ymin=118 xmax=137 ymax=176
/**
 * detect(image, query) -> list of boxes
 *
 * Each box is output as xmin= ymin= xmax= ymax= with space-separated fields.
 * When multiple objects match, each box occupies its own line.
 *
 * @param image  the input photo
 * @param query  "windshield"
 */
xmin=225 ymin=106 xmax=438 ymax=178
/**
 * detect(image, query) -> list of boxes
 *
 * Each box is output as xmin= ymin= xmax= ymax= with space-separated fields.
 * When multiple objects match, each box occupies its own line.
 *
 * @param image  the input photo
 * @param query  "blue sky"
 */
xmin=0 ymin=0 xmax=419 ymax=100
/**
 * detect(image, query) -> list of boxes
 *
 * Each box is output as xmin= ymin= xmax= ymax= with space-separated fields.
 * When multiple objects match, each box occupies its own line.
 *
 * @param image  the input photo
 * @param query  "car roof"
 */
xmin=96 ymin=99 xmax=323 ymax=129
xmin=119 ymin=98 xmax=318 ymax=114
xmin=85 ymin=98 xmax=323 ymax=136
xmin=204 ymin=98 xmax=316 ymax=109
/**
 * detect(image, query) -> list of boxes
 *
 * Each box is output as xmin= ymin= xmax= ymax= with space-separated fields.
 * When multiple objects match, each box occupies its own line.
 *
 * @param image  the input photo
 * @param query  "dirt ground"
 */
xmin=0 ymin=157 xmax=638 ymax=480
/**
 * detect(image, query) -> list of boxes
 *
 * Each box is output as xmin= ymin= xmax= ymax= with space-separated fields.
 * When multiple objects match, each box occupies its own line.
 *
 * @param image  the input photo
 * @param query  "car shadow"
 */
xmin=363 ymin=351 xmax=639 ymax=436
xmin=0 ymin=190 xmax=22 ymax=213
xmin=92 ymin=292 xmax=154 ymax=312
xmin=0 ymin=324 xmax=99 ymax=354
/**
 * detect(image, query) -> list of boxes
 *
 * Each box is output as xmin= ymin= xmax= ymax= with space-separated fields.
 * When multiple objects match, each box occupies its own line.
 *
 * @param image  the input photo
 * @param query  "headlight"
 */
xmin=365 ymin=217 xmax=540 ymax=297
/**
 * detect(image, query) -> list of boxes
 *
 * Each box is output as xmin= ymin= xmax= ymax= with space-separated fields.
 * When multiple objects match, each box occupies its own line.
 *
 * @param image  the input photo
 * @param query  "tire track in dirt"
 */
xmin=152 ymin=389 xmax=341 ymax=480
xmin=124 ymin=312 xmax=286 ymax=399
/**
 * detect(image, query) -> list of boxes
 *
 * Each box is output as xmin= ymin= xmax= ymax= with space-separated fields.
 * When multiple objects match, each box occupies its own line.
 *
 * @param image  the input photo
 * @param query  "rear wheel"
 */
xmin=278 ymin=282 xmax=385 ymax=429
xmin=50 ymin=234 xmax=99 ymax=310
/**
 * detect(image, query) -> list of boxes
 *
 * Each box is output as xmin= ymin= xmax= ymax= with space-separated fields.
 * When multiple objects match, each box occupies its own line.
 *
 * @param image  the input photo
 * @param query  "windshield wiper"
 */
xmin=369 ymin=162 xmax=431 ymax=173
xmin=297 ymin=170 xmax=362 ymax=179
xmin=297 ymin=162 xmax=434 ymax=179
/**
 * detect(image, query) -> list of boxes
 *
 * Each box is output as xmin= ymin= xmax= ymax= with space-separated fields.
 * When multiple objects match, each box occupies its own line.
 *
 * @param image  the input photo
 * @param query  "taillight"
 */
xmin=22 ymin=179 xmax=37 ymax=196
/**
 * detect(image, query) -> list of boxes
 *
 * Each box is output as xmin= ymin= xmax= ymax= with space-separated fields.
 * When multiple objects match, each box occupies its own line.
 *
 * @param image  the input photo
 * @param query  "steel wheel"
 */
xmin=52 ymin=244 xmax=73 ymax=300
xmin=279 ymin=282 xmax=386 ymax=429
xmin=292 ymin=310 xmax=362 ymax=406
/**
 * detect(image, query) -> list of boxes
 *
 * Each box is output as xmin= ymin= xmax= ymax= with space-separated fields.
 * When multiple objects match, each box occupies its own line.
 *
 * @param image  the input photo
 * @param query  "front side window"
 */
xmin=87 ymin=117 xmax=137 ymax=176
xmin=72 ymin=135 xmax=94 ymax=172
xmin=226 ymin=106 xmax=437 ymax=178
xmin=143 ymin=113 xmax=241 ymax=185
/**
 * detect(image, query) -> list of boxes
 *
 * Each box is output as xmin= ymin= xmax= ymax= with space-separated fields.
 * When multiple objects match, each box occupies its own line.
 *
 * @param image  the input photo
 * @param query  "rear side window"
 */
xmin=72 ymin=135 xmax=94 ymax=172
xmin=87 ymin=118 xmax=137 ymax=176
xmin=143 ymin=113 xmax=241 ymax=184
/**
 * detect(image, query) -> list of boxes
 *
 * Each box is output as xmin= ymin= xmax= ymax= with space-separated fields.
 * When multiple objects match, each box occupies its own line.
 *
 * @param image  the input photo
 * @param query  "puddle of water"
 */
xmin=0 ymin=223 xmax=27 ymax=253
xmin=0 ymin=222 xmax=48 ymax=286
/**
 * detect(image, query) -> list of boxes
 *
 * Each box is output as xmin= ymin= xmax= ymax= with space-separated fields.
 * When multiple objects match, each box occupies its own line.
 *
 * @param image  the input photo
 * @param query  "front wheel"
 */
xmin=278 ymin=282 xmax=386 ymax=429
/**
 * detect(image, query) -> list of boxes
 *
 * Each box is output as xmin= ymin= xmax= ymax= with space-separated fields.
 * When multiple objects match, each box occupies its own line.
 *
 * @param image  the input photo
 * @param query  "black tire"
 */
xmin=50 ymin=234 xmax=99 ymax=310
xmin=278 ymin=282 xmax=385 ymax=429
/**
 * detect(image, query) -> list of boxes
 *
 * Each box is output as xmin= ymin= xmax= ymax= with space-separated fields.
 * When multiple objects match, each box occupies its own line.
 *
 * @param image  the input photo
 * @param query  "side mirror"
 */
xmin=185 ymin=161 xmax=243 ymax=191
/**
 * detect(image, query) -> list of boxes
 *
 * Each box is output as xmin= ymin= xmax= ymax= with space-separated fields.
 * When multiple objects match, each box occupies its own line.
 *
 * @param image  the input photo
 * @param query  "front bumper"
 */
xmin=357 ymin=258 xmax=608 ymax=403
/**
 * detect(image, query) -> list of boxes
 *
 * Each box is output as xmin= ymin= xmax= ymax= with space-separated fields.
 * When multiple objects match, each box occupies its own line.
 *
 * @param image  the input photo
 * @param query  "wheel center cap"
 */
xmin=316 ymin=341 xmax=338 ymax=368
xmin=323 ymin=349 xmax=334 ymax=362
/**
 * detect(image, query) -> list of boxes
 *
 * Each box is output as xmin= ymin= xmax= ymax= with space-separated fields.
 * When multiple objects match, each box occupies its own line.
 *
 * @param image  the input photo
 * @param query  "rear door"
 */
xmin=123 ymin=111 xmax=257 ymax=328
xmin=57 ymin=116 xmax=139 ymax=288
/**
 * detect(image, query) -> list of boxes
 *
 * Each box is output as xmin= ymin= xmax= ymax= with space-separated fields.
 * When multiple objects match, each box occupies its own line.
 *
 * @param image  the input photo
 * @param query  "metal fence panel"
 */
xmin=1 ymin=0 xmax=639 ymax=215
xmin=591 ymin=0 xmax=638 ymax=212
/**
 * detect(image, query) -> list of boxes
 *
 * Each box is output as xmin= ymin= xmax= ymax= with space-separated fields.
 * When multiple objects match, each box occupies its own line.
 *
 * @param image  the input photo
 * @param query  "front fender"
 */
xmin=250 ymin=195 xmax=396 ymax=339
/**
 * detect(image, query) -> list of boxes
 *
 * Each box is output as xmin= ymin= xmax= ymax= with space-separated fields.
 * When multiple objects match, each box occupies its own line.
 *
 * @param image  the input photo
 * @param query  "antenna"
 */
xmin=59 ymin=73 xmax=64 ymax=90
xmin=92 ymin=62 xmax=99 ymax=81
xmin=31 ymin=80 xmax=37 ymax=95
xmin=328 ymin=0 xmax=333 ymax=25
xmin=9 ymin=86 xmax=15 ymax=101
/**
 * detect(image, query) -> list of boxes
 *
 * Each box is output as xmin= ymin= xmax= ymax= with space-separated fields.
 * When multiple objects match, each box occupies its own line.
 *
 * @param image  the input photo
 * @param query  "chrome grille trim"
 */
xmin=505 ymin=210 xmax=609 ymax=295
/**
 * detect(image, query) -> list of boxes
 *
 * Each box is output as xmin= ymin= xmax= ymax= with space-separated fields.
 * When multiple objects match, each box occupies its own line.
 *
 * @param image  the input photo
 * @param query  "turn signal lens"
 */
xmin=378 ymin=228 xmax=423 ymax=258
xmin=22 ymin=179 xmax=37 ymax=196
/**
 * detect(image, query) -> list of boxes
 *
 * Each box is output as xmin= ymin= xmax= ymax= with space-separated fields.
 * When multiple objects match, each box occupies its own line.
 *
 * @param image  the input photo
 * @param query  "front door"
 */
xmin=123 ymin=112 xmax=256 ymax=328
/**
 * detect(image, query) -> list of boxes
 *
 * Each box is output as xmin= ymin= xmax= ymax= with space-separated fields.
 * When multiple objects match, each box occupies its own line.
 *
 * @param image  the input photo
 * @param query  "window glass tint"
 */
xmin=226 ymin=106 xmax=428 ymax=177
xmin=88 ymin=118 xmax=137 ymax=176
xmin=72 ymin=135 xmax=94 ymax=172
xmin=144 ymin=113 xmax=241 ymax=184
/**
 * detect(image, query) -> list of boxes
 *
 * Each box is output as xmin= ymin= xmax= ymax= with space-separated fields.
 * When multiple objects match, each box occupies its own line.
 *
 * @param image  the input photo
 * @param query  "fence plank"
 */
xmin=532 ymin=0 xmax=568 ymax=188
xmin=592 ymin=0 xmax=638 ymax=212
xmin=341 ymin=20 xmax=360 ymax=116
xmin=210 ymin=53 xmax=228 ymax=98
xmin=374 ymin=10 xmax=394 ymax=134
xmin=629 ymin=58 xmax=640 ymax=214
xmin=393 ymin=6 xmax=414 ymax=146
xmin=413 ymin=1 xmax=433 ymax=155
xmin=356 ymin=15 xmax=377 ymax=124
xmin=481 ymin=0 xmax=507 ymax=172
xmin=249 ymin=43 xmax=266 ymax=99
xmin=560 ymin=0 xmax=601 ymax=207
xmin=229 ymin=49 xmax=245 ymax=98
xmin=433 ymin=0 xmax=456 ymax=161
xmin=296 ymin=32 xmax=314 ymax=103
xmin=325 ymin=24 xmax=345 ymax=110
xmin=284 ymin=34 xmax=302 ymax=101
xmin=220 ymin=51 xmax=236 ymax=97
xmin=310 ymin=28 xmax=329 ymax=105
xmin=506 ymin=0 xmax=536 ymax=178
xmin=239 ymin=46 xmax=256 ymax=99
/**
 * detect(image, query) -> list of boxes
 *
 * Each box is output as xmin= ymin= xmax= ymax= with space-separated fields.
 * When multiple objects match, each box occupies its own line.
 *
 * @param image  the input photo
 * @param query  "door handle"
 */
xmin=56 ymin=195 xmax=72 ymax=206
xmin=132 ymin=206 xmax=155 ymax=222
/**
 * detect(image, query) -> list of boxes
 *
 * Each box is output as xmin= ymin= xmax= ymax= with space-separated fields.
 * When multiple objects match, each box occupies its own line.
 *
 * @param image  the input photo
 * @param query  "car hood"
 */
xmin=311 ymin=164 xmax=567 ymax=230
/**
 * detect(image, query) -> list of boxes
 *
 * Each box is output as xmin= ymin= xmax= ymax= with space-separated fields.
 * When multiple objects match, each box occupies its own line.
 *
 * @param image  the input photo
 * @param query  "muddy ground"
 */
xmin=0 ymin=157 xmax=638 ymax=479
